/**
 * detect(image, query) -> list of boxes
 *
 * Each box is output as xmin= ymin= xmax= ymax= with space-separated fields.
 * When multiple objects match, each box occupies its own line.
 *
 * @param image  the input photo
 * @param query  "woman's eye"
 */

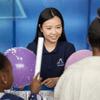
xmin=47 ymin=28 xmax=51 ymax=29
xmin=57 ymin=27 xmax=60 ymax=29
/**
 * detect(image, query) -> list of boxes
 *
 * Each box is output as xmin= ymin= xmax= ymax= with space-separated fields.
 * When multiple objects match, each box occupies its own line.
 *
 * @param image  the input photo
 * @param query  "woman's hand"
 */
xmin=30 ymin=73 xmax=42 ymax=93
xmin=41 ymin=77 xmax=59 ymax=88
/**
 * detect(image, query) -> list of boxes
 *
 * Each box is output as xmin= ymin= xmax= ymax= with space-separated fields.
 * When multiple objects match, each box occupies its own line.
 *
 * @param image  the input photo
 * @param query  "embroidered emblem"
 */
xmin=57 ymin=58 xmax=64 ymax=67
xmin=37 ymin=94 xmax=41 ymax=100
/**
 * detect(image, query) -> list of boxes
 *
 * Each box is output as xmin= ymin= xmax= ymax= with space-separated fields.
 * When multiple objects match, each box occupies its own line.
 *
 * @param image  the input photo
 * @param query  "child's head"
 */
xmin=88 ymin=8 xmax=100 ymax=49
xmin=34 ymin=7 xmax=67 ymax=43
xmin=0 ymin=53 xmax=13 ymax=92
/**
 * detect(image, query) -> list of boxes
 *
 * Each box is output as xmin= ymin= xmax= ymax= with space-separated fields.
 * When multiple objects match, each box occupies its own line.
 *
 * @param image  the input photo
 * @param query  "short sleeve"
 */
xmin=65 ymin=43 xmax=76 ymax=63
xmin=27 ymin=42 xmax=37 ymax=54
xmin=68 ymin=44 xmax=76 ymax=57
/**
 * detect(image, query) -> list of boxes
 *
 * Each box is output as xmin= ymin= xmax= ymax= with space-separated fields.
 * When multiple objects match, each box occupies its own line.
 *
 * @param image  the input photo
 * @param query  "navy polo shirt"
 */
xmin=1 ymin=93 xmax=42 ymax=100
xmin=27 ymin=41 xmax=75 ymax=82
xmin=1 ymin=93 xmax=24 ymax=100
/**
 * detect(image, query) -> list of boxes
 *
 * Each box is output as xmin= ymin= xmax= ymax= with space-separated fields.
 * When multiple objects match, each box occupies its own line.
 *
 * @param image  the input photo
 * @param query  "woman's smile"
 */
xmin=40 ymin=16 xmax=62 ymax=44
xmin=50 ymin=36 xmax=57 ymax=40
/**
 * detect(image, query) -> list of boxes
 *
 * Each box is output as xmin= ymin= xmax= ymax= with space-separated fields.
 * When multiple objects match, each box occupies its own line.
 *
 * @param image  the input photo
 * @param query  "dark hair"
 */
xmin=0 ymin=53 xmax=10 ymax=71
xmin=34 ymin=7 xmax=67 ymax=43
xmin=88 ymin=8 xmax=100 ymax=48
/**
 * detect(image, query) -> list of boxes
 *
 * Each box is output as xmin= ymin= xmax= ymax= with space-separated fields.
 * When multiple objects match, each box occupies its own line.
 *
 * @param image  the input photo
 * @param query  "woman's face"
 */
xmin=40 ymin=16 xmax=62 ymax=44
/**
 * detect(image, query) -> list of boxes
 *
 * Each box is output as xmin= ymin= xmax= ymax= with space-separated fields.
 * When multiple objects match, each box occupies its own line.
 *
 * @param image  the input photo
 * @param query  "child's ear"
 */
xmin=38 ymin=24 xmax=43 ymax=32
xmin=1 ymin=73 xmax=7 ymax=84
xmin=87 ymin=37 xmax=90 ymax=45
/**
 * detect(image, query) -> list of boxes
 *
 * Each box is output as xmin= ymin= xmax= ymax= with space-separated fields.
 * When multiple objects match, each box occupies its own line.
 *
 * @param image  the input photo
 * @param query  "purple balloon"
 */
xmin=4 ymin=47 xmax=36 ymax=87
xmin=65 ymin=50 xmax=92 ymax=69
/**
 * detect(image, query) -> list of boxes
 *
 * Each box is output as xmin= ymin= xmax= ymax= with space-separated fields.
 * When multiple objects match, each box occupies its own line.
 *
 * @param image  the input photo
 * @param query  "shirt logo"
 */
xmin=57 ymin=58 xmax=64 ymax=67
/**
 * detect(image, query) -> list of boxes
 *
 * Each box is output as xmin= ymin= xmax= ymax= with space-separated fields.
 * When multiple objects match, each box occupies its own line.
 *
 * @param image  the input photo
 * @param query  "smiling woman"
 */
xmin=39 ymin=16 xmax=62 ymax=52
xmin=26 ymin=7 xmax=76 ymax=91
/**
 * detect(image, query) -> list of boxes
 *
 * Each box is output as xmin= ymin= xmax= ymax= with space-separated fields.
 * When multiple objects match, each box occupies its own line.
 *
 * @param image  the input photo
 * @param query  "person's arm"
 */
xmin=27 ymin=42 xmax=37 ymax=54
xmin=41 ymin=77 xmax=59 ymax=88
xmin=28 ymin=73 xmax=43 ymax=100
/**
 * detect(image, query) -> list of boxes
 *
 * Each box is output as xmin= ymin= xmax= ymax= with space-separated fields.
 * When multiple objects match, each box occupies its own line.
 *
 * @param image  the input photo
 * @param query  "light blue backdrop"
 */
xmin=0 ymin=0 xmax=99 ymax=53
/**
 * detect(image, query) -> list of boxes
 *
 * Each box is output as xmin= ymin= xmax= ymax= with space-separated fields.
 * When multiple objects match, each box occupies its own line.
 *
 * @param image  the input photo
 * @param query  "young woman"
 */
xmin=0 ymin=53 xmax=43 ymax=100
xmin=54 ymin=8 xmax=100 ymax=100
xmin=27 ymin=7 xmax=75 ymax=90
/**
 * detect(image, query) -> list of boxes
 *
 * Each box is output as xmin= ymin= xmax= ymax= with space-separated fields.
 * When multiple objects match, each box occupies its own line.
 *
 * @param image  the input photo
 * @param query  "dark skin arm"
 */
xmin=18 ymin=73 xmax=42 ymax=93
xmin=30 ymin=73 xmax=42 ymax=93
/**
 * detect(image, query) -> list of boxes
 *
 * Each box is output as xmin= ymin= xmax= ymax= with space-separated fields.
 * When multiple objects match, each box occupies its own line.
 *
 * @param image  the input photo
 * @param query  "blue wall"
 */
xmin=0 ymin=0 xmax=99 ymax=53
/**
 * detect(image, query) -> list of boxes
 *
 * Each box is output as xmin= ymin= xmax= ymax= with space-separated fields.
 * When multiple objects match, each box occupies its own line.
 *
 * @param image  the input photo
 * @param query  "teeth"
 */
xmin=51 ymin=36 xmax=56 ymax=38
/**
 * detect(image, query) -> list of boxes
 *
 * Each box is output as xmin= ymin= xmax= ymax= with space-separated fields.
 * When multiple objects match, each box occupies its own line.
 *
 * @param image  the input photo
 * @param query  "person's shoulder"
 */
xmin=27 ymin=41 xmax=37 ymax=49
xmin=58 ymin=41 xmax=74 ymax=47
xmin=58 ymin=41 xmax=76 ymax=53
xmin=27 ymin=41 xmax=37 ymax=54
xmin=27 ymin=41 xmax=37 ymax=47
xmin=2 ymin=93 xmax=24 ymax=100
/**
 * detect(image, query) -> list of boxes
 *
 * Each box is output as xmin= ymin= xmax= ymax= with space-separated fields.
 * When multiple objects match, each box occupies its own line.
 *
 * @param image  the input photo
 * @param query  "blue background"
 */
xmin=0 ymin=0 xmax=99 ymax=53
xmin=0 ymin=0 xmax=100 ymax=91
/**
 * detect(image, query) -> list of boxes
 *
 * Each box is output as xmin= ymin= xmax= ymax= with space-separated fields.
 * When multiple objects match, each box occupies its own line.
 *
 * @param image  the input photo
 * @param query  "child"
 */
xmin=54 ymin=8 xmax=100 ymax=100
xmin=27 ymin=7 xmax=75 ymax=90
xmin=0 ymin=53 xmax=43 ymax=100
